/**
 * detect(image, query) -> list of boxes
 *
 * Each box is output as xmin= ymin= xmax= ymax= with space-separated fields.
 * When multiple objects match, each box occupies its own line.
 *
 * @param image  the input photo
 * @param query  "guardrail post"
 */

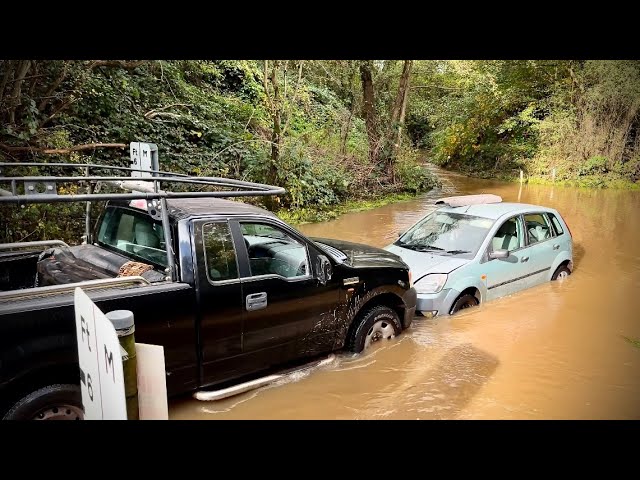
xmin=106 ymin=310 xmax=139 ymax=420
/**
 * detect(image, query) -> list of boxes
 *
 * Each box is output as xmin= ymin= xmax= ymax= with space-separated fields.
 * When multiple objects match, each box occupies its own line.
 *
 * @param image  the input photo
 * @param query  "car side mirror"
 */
xmin=489 ymin=249 xmax=509 ymax=260
xmin=315 ymin=254 xmax=333 ymax=286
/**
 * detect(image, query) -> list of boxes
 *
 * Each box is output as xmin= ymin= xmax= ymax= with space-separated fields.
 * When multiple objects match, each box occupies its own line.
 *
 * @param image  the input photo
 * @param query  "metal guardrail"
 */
xmin=0 ymin=276 xmax=152 ymax=303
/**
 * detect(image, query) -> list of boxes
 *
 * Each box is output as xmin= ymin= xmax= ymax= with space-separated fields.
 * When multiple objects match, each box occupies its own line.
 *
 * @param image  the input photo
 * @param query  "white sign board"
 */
xmin=74 ymin=288 xmax=127 ymax=420
xmin=135 ymin=343 xmax=169 ymax=420
xmin=130 ymin=142 xmax=153 ymax=178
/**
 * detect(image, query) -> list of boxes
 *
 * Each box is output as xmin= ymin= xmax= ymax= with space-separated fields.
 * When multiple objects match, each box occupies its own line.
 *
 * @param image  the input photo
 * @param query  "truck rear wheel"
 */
xmin=3 ymin=384 xmax=83 ymax=420
xmin=347 ymin=305 xmax=401 ymax=353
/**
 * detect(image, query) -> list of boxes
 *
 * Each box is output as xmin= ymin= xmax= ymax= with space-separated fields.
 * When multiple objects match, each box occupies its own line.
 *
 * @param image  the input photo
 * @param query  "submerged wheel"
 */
xmin=449 ymin=293 xmax=479 ymax=315
xmin=347 ymin=305 xmax=402 ymax=353
xmin=552 ymin=264 xmax=571 ymax=281
xmin=3 ymin=384 xmax=84 ymax=421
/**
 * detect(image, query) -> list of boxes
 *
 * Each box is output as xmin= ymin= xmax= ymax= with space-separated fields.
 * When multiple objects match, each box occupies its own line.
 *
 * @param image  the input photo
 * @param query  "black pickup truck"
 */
xmin=0 ymin=196 xmax=416 ymax=419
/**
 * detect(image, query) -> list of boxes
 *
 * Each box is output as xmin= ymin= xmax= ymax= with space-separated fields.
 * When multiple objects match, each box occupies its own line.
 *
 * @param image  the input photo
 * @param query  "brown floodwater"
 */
xmin=170 ymin=166 xmax=640 ymax=419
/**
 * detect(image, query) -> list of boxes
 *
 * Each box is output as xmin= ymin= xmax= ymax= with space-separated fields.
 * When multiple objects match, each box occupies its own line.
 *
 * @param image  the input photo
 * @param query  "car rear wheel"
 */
xmin=347 ymin=305 xmax=402 ymax=353
xmin=3 ymin=384 xmax=84 ymax=420
xmin=449 ymin=293 xmax=479 ymax=315
xmin=552 ymin=264 xmax=571 ymax=281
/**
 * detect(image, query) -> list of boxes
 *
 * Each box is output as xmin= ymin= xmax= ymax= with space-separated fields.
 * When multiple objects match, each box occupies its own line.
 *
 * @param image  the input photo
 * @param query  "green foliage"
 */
xmin=275 ymin=143 xmax=349 ymax=209
xmin=395 ymin=150 xmax=440 ymax=193
xmin=406 ymin=60 xmax=640 ymax=188
xmin=0 ymin=59 xmax=435 ymax=244
xmin=578 ymin=156 xmax=609 ymax=176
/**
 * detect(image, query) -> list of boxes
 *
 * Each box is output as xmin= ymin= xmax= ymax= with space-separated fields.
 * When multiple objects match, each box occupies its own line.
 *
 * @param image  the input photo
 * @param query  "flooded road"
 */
xmin=170 ymin=167 xmax=640 ymax=419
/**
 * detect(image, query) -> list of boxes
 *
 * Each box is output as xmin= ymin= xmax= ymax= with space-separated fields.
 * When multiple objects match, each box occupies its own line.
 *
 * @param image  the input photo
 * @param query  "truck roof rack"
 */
xmin=0 ymin=162 xmax=285 ymax=204
xmin=0 ymin=160 xmax=286 ymax=282
xmin=435 ymin=194 xmax=502 ymax=208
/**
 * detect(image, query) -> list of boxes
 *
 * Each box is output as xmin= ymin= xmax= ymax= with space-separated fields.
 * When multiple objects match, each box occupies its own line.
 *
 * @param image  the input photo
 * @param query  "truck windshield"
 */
xmin=97 ymin=206 xmax=168 ymax=267
xmin=396 ymin=210 xmax=495 ymax=257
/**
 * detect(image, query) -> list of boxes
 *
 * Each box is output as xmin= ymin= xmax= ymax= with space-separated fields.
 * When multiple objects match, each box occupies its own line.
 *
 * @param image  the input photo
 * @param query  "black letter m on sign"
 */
xmin=104 ymin=345 xmax=115 ymax=382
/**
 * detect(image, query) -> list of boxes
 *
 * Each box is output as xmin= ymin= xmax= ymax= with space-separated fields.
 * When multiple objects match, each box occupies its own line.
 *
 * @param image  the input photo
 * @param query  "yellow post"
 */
xmin=106 ymin=310 xmax=139 ymax=420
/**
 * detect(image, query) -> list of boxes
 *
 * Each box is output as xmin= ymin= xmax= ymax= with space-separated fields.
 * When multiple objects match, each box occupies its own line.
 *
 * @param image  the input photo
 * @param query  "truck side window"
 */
xmin=240 ymin=222 xmax=309 ymax=278
xmin=202 ymin=222 xmax=238 ymax=282
xmin=97 ymin=207 xmax=167 ymax=267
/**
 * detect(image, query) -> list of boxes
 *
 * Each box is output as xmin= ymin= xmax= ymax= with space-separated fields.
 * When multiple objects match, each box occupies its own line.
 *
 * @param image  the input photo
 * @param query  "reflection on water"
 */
xmin=170 ymin=166 xmax=640 ymax=420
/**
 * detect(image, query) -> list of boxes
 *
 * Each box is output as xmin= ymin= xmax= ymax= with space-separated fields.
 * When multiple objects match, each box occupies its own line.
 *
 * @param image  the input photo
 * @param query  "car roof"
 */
xmin=438 ymin=202 xmax=556 ymax=220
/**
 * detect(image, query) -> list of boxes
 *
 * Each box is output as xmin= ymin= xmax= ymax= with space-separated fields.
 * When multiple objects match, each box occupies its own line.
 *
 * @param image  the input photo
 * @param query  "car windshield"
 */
xmin=396 ymin=210 xmax=495 ymax=257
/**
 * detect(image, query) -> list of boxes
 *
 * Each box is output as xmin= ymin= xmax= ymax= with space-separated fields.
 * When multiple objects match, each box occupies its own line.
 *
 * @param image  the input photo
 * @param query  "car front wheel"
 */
xmin=449 ymin=293 xmax=479 ymax=315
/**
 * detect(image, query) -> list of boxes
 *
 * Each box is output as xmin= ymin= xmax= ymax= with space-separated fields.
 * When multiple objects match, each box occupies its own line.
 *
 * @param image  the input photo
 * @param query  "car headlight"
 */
xmin=414 ymin=273 xmax=448 ymax=294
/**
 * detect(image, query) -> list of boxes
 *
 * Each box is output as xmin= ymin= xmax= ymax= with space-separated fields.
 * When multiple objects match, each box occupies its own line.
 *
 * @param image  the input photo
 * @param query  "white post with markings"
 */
xmin=74 ymin=287 xmax=127 ymax=420
xmin=130 ymin=141 xmax=158 ymax=178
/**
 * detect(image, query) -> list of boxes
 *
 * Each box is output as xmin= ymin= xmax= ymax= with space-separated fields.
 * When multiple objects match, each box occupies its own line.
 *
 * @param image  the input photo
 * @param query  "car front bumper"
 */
xmin=415 ymin=288 xmax=461 ymax=317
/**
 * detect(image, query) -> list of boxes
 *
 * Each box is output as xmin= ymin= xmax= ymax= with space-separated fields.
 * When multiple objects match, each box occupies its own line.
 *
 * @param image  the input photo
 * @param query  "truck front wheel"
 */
xmin=3 ymin=384 xmax=83 ymax=420
xmin=347 ymin=305 xmax=401 ymax=353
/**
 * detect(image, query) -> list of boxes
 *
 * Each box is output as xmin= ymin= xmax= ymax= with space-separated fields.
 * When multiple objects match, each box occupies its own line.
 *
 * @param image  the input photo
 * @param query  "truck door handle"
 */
xmin=246 ymin=292 xmax=267 ymax=311
xmin=553 ymin=244 xmax=560 ymax=250
xmin=521 ymin=256 xmax=529 ymax=263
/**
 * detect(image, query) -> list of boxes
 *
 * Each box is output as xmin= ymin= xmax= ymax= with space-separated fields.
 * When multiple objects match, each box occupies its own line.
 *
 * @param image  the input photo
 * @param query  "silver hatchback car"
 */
xmin=385 ymin=194 xmax=574 ymax=317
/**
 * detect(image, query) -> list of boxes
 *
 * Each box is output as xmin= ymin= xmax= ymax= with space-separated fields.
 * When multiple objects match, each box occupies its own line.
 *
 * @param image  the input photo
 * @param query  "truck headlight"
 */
xmin=414 ymin=273 xmax=448 ymax=294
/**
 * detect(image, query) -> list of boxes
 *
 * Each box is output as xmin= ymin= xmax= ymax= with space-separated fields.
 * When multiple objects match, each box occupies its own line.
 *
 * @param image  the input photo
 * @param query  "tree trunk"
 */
xmin=8 ymin=60 xmax=31 ymax=125
xmin=395 ymin=60 xmax=413 ymax=151
xmin=360 ymin=61 xmax=378 ymax=164
xmin=340 ymin=97 xmax=356 ymax=156
xmin=387 ymin=60 xmax=413 ymax=181
xmin=269 ymin=61 xmax=281 ymax=187
xmin=0 ymin=60 xmax=13 ymax=110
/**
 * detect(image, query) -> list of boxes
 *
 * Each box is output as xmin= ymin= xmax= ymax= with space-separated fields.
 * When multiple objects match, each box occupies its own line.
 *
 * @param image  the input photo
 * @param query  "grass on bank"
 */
xmin=438 ymin=164 xmax=640 ymax=190
xmin=623 ymin=336 xmax=640 ymax=350
xmin=276 ymin=191 xmax=423 ymax=225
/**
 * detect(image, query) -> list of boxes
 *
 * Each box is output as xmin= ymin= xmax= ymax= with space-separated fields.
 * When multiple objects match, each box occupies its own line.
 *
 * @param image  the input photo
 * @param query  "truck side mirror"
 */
xmin=315 ymin=255 xmax=333 ymax=286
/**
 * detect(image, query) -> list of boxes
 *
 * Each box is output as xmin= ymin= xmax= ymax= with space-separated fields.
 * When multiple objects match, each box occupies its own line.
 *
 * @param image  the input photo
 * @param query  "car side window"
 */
xmin=240 ymin=222 xmax=309 ymax=279
xmin=547 ymin=213 xmax=564 ymax=236
xmin=524 ymin=213 xmax=552 ymax=245
xmin=491 ymin=216 xmax=522 ymax=252
xmin=202 ymin=222 xmax=239 ymax=282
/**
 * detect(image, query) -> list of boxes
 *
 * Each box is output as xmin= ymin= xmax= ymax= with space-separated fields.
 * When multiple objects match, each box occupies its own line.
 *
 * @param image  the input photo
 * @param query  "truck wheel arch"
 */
xmin=0 ymin=336 xmax=80 ymax=419
xmin=342 ymin=291 xmax=408 ymax=348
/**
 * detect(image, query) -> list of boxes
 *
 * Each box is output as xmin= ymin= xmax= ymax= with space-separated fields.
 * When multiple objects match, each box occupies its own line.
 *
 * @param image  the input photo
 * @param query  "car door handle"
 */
xmin=521 ymin=256 xmax=529 ymax=263
xmin=246 ymin=292 xmax=268 ymax=311
xmin=553 ymin=244 xmax=560 ymax=250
